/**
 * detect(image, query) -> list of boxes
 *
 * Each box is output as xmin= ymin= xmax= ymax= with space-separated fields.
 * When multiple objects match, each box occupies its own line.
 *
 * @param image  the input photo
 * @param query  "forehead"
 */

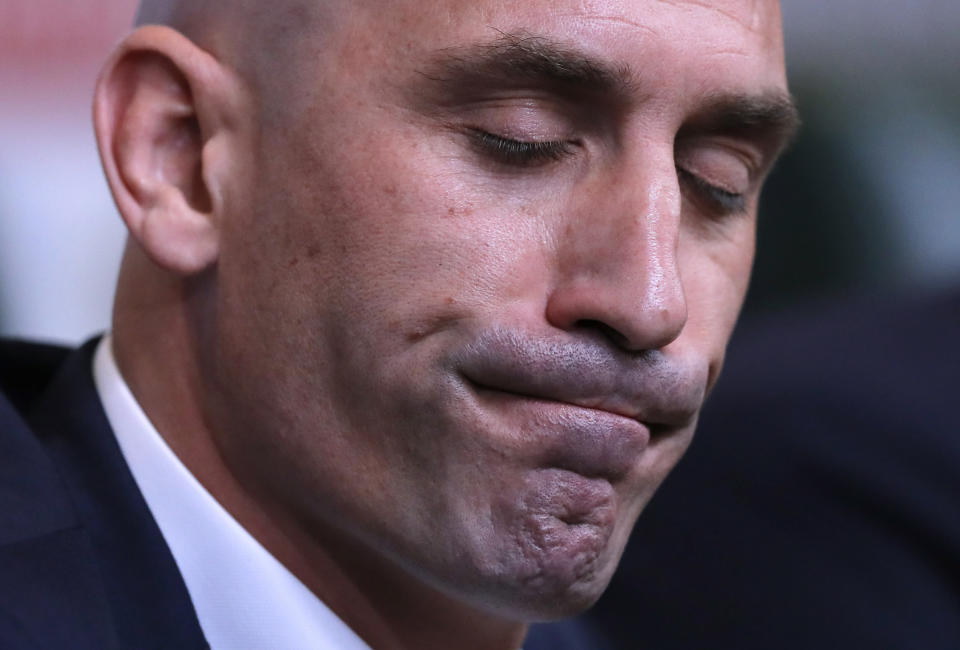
xmin=306 ymin=0 xmax=786 ymax=95
xmin=240 ymin=0 xmax=789 ymax=142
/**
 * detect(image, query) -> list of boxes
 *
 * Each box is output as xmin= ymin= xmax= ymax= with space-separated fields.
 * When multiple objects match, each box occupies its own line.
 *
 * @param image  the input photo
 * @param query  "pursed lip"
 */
xmin=464 ymin=378 xmax=652 ymax=480
xmin=456 ymin=329 xmax=705 ymax=427
xmin=466 ymin=373 xmax=653 ymax=426
xmin=454 ymin=328 xmax=707 ymax=479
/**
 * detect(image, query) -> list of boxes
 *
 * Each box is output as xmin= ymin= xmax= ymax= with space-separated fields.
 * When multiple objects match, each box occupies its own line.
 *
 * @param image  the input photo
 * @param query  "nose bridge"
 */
xmin=546 ymin=149 xmax=688 ymax=351
xmin=636 ymin=177 xmax=682 ymax=308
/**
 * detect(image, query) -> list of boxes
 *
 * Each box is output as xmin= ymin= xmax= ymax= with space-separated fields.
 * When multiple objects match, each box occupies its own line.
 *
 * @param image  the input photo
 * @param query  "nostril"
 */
xmin=545 ymin=281 xmax=686 ymax=352
xmin=575 ymin=319 xmax=632 ymax=351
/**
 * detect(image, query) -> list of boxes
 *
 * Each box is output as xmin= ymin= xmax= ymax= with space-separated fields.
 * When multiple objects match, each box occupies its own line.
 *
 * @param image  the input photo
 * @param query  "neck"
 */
xmin=111 ymin=246 xmax=527 ymax=650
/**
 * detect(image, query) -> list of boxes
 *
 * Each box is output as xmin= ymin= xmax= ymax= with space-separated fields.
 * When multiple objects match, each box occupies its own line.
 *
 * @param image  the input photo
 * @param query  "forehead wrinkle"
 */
xmin=552 ymin=11 xmax=660 ymax=38
xmin=653 ymin=0 xmax=770 ymax=32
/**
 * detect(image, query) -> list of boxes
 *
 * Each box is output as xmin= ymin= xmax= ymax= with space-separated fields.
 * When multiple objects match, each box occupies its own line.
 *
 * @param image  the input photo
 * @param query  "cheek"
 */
xmin=677 ymin=219 xmax=756 ymax=367
xmin=280 ymin=136 xmax=555 ymax=325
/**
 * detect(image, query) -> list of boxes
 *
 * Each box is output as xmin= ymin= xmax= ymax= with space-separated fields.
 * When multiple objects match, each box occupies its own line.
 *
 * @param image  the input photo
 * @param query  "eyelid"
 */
xmin=451 ymin=96 xmax=577 ymax=137
xmin=467 ymin=128 xmax=577 ymax=166
xmin=675 ymin=144 xmax=753 ymax=194
xmin=677 ymin=167 xmax=748 ymax=216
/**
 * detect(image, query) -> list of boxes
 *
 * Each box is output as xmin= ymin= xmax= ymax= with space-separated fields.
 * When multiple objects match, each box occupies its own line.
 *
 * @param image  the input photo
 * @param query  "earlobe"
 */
xmin=94 ymin=26 xmax=231 ymax=275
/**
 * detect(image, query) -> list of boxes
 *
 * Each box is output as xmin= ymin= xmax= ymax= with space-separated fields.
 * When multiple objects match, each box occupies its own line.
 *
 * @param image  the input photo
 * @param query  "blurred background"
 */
xmin=1 ymin=0 xmax=958 ymax=343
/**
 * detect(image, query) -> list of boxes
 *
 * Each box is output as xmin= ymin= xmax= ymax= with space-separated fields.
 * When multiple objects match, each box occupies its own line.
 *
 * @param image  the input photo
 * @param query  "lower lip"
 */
xmin=469 ymin=385 xmax=651 ymax=480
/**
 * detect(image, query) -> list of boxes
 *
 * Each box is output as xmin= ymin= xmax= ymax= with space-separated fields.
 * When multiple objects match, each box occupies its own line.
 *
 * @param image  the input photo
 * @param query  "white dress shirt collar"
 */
xmin=93 ymin=336 xmax=372 ymax=650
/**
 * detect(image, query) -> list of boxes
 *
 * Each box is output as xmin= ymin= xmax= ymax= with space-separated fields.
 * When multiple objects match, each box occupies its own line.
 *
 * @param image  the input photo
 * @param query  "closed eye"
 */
xmin=468 ymin=129 xmax=575 ymax=166
xmin=677 ymin=167 xmax=747 ymax=216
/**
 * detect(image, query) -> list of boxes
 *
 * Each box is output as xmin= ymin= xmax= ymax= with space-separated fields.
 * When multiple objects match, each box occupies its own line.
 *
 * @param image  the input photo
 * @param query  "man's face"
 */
xmin=207 ymin=0 xmax=791 ymax=618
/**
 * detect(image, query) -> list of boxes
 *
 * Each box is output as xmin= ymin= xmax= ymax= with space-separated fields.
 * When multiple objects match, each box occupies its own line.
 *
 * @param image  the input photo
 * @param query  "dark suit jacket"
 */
xmin=0 ymin=339 xmax=208 ymax=649
xmin=537 ymin=288 xmax=960 ymax=649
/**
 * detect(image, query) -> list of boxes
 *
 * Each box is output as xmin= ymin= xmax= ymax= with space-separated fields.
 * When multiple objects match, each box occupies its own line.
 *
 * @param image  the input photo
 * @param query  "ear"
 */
xmin=94 ymin=25 xmax=240 ymax=274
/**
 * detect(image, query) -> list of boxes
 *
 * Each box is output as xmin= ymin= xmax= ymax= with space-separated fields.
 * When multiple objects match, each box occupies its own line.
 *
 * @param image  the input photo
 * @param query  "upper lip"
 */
xmin=455 ymin=329 xmax=705 ymax=431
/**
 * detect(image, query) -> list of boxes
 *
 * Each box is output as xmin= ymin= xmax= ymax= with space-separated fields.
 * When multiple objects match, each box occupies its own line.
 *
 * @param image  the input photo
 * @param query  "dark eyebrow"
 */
xmin=418 ymin=31 xmax=637 ymax=99
xmin=683 ymin=92 xmax=802 ymax=155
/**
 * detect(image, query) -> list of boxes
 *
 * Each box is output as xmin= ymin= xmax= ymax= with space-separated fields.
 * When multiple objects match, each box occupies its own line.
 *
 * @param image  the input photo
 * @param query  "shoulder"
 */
xmin=722 ymin=286 xmax=960 ymax=383
xmin=0 ymin=339 xmax=72 ymax=415
xmin=580 ymin=288 xmax=960 ymax=649
xmin=0 ymin=341 xmax=79 ymax=546
xmin=712 ymin=286 xmax=960 ymax=428
xmin=699 ymin=287 xmax=960 ymax=507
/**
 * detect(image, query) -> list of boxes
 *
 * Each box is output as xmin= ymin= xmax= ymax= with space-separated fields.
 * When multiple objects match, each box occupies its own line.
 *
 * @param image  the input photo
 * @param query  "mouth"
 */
xmin=452 ymin=328 xmax=706 ymax=482
xmin=463 ymin=376 xmax=652 ymax=481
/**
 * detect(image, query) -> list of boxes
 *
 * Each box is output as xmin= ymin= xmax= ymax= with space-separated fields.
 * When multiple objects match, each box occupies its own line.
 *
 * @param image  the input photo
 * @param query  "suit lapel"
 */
xmin=24 ymin=339 xmax=208 ymax=650
xmin=0 ymin=386 xmax=120 ymax=649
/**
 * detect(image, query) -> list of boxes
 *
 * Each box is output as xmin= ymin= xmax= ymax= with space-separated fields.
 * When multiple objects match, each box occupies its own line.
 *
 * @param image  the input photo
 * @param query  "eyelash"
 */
xmin=468 ymin=129 xmax=575 ymax=166
xmin=677 ymin=167 xmax=747 ymax=216
xmin=468 ymin=130 xmax=747 ymax=215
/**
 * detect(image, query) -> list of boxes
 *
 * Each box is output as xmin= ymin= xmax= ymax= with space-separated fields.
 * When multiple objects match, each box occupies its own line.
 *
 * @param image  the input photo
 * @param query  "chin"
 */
xmin=519 ymin=556 xmax=619 ymax=622
xmin=453 ymin=469 xmax=630 ymax=622
xmin=471 ymin=523 xmax=623 ymax=622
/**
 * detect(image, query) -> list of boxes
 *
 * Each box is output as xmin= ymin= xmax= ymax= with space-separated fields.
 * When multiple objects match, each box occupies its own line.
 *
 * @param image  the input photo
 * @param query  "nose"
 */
xmin=545 ymin=153 xmax=687 ymax=352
